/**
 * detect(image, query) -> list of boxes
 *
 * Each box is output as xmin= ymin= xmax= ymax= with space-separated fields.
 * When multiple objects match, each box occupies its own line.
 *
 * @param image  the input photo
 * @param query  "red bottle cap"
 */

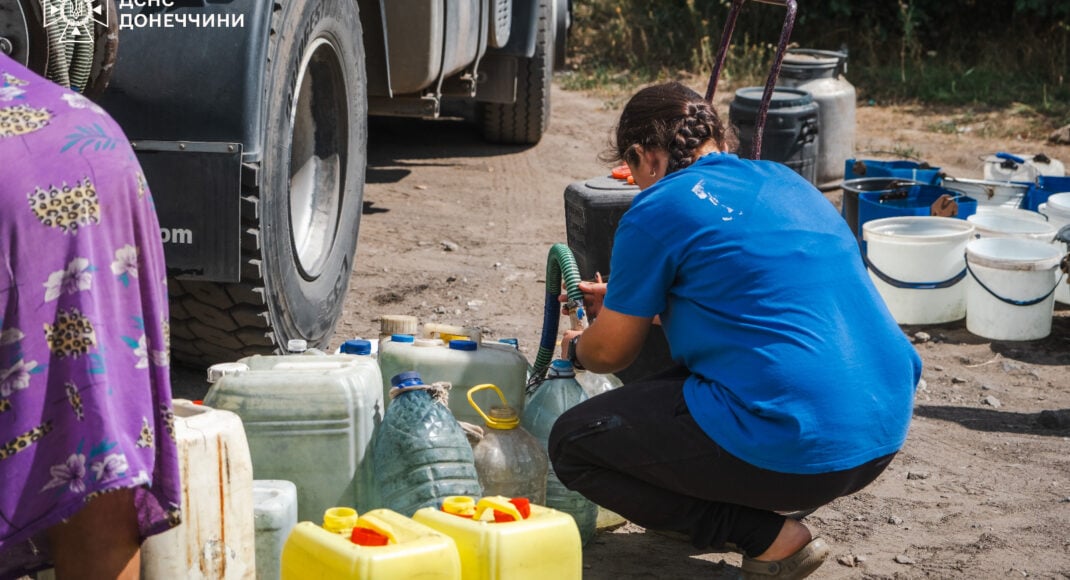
xmin=350 ymin=527 xmax=390 ymax=546
xmin=492 ymin=497 xmax=532 ymax=522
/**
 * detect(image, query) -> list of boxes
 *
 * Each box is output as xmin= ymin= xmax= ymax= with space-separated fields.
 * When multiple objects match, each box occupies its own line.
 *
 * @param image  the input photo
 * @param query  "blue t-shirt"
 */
xmin=604 ymin=153 xmax=922 ymax=474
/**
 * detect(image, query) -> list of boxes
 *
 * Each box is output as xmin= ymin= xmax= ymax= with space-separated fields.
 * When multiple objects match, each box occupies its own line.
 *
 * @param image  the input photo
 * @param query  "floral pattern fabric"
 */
xmin=0 ymin=53 xmax=180 ymax=579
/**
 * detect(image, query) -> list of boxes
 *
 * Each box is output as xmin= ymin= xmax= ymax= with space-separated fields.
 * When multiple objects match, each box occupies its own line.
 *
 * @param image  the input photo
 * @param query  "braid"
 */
xmin=667 ymin=103 xmax=717 ymax=174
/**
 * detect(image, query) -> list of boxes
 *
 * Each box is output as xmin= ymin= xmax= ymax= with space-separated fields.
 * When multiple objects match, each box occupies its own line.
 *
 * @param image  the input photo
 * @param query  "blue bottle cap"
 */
xmin=340 ymin=339 xmax=372 ymax=355
xmin=498 ymin=338 xmax=520 ymax=349
xmin=391 ymin=371 xmax=423 ymax=388
xmin=391 ymin=334 xmax=415 ymax=343
xmin=448 ymin=339 xmax=478 ymax=351
xmin=551 ymin=359 xmax=574 ymax=371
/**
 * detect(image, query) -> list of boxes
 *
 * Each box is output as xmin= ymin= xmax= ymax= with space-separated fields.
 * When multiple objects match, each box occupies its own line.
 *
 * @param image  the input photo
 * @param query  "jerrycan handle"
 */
xmin=352 ymin=513 xmax=397 ymax=545
xmin=474 ymin=496 xmax=524 ymax=522
xmin=467 ymin=384 xmax=520 ymax=429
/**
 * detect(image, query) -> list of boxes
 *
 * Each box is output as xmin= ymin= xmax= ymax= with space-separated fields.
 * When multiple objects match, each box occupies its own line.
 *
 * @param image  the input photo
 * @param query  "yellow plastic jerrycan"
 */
xmin=281 ymin=507 xmax=460 ymax=579
xmin=413 ymin=496 xmax=582 ymax=580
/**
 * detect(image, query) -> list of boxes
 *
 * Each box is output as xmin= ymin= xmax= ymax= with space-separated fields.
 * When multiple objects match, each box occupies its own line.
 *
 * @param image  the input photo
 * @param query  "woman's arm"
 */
xmin=561 ymin=307 xmax=652 ymax=374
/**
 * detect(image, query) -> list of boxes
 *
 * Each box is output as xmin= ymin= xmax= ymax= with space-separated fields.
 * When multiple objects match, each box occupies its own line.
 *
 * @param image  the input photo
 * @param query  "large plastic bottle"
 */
xmin=371 ymin=371 xmax=482 ymax=516
xmin=520 ymin=360 xmax=599 ymax=545
xmin=467 ymin=384 xmax=548 ymax=504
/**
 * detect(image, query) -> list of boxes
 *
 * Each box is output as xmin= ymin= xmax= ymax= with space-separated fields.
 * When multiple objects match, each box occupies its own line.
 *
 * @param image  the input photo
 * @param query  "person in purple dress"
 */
xmin=0 ymin=50 xmax=181 ymax=579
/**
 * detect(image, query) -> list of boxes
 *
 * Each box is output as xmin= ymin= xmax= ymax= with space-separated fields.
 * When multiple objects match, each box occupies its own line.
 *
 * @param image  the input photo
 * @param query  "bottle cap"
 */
xmin=322 ymin=507 xmax=358 ymax=534
xmin=379 ymin=314 xmax=419 ymax=337
xmin=206 ymin=362 xmax=249 ymax=383
xmin=340 ymin=339 xmax=372 ymax=355
xmin=286 ymin=338 xmax=308 ymax=353
xmin=448 ymin=339 xmax=478 ymax=351
xmin=441 ymin=496 xmax=477 ymax=518
xmin=350 ymin=527 xmax=390 ymax=546
xmin=549 ymin=359 xmax=575 ymax=376
xmin=498 ymin=338 xmax=520 ymax=349
xmin=390 ymin=334 xmax=415 ymax=343
xmin=390 ymin=371 xmax=423 ymax=388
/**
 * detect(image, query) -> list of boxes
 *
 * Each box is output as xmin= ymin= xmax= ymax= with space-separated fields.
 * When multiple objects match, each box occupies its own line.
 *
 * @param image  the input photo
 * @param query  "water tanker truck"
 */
xmin=0 ymin=0 xmax=570 ymax=365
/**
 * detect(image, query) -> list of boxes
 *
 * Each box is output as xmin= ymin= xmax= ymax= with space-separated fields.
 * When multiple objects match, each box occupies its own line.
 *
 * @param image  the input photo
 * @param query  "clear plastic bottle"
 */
xmin=575 ymin=370 xmax=623 ymax=398
xmin=520 ymin=360 xmax=599 ymax=545
xmin=468 ymin=384 xmax=548 ymax=504
xmin=371 ymin=371 xmax=482 ymax=516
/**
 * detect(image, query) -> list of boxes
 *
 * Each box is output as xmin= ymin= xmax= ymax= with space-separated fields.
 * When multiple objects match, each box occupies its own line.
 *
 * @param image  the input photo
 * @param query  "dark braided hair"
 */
xmin=602 ymin=82 xmax=737 ymax=175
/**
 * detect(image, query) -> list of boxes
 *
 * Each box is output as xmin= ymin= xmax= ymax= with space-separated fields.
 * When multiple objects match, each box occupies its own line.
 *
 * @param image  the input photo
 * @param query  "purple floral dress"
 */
xmin=0 ymin=53 xmax=181 ymax=578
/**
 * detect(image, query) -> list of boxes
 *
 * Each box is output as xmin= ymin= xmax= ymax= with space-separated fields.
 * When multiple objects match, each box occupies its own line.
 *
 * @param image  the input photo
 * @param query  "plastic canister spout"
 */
xmin=441 ymin=496 xmax=477 ymax=518
xmin=339 ymin=339 xmax=373 ymax=355
xmin=287 ymin=339 xmax=309 ymax=353
xmin=349 ymin=513 xmax=396 ymax=546
xmin=323 ymin=507 xmax=358 ymax=536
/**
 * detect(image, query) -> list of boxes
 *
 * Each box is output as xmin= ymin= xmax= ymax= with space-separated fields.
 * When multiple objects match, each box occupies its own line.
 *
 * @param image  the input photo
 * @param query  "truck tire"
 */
xmin=169 ymin=0 xmax=367 ymax=366
xmin=479 ymin=0 xmax=553 ymax=145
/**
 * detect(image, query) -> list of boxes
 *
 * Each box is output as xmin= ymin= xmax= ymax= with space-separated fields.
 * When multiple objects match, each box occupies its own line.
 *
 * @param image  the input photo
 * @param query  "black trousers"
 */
xmin=547 ymin=366 xmax=895 ymax=557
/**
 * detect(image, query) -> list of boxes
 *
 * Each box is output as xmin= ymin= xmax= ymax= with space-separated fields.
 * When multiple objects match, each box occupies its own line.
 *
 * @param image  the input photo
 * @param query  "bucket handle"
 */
xmin=964 ymin=258 xmax=1066 ymax=307
xmin=863 ymin=253 xmax=967 ymax=290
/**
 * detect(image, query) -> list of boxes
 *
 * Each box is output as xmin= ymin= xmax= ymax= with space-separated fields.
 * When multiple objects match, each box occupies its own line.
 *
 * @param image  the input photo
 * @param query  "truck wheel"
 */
xmin=169 ymin=0 xmax=366 ymax=366
xmin=479 ymin=0 xmax=553 ymax=145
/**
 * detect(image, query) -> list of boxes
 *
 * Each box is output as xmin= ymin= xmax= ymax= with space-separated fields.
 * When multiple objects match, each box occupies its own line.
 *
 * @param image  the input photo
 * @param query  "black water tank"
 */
xmin=563 ymin=176 xmax=674 ymax=383
xmin=729 ymin=87 xmax=819 ymax=185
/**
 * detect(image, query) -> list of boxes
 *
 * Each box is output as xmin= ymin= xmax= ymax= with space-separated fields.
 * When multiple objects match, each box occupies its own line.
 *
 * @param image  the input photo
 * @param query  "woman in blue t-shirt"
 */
xmin=549 ymin=82 xmax=922 ymax=580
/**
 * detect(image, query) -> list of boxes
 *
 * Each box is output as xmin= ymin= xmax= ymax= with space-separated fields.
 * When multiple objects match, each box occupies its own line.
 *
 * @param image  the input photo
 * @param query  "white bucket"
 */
xmin=965 ymin=237 xmax=1064 ymax=340
xmin=942 ymin=177 xmax=1029 ymax=208
xmin=863 ymin=217 xmax=976 ymax=324
xmin=1038 ymin=192 xmax=1070 ymax=305
xmin=967 ymin=210 xmax=1056 ymax=241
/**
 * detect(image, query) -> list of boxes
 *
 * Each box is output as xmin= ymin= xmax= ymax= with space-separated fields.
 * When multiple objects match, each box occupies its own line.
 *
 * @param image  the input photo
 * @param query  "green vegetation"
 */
xmin=563 ymin=0 xmax=1070 ymax=131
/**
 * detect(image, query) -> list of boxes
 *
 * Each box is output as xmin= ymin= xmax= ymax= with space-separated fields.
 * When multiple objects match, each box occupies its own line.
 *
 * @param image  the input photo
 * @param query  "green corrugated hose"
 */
xmin=529 ymin=244 xmax=588 ymax=392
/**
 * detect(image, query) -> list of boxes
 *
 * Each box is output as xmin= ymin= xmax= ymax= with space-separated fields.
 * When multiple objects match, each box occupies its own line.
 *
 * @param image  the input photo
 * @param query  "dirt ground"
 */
xmin=175 ymin=81 xmax=1070 ymax=579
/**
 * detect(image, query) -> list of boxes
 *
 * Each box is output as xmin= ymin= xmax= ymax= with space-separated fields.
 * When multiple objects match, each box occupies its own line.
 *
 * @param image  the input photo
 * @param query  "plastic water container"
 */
xmin=983 ymin=153 xmax=1065 ymax=182
xmin=1024 ymin=176 xmax=1070 ymax=211
xmin=843 ymin=159 xmax=942 ymax=184
xmin=857 ymin=184 xmax=977 ymax=238
xmin=967 ymin=209 xmax=1056 ymax=241
xmin=281 ymin=509 xmax=461 ymax=579
xmin=413 ymin=496 xmax=582 ymax=580
xmin=574 ymin=370 xmax=622 ymax=398
xmin=202 ymin=353 xmax=383 ymax=520
xmin=468 ymin=384 xmax=548 ymax=504
xmin=371 ymin=371 xmax=482 ymax=516
xmin=520 ymin=360 xmax=598 ymax=545
xmin=1038 ymin=192 xmax=1070 ymax=304
xmin=729 ymin=87 xmax=820 ymax=184
xmin=378 ymin=336 xmax=529 ymax=425
xmin=839 ymin=177 xmax=925 ymax=241
xmin=141 ymin=400 xmax=256 ymax=580
xmin=562 ymin=176 xmax=675 ymax=382
xmin=777 ymin=49 xmax=855 ymax=186
xmin=254 ymin=481 xmax=298 ymax=580
xmin=965 ymin=238 xmax=1064 ymax=340
xmin=862 ymin=217 xmax=977 ymax=324
xmin=941 ymin=176 xmax=1030 ymax=208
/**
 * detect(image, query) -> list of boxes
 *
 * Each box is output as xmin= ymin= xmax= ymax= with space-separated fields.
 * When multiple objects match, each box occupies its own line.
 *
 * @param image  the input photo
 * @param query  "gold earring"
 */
xmin=650 ymin=169 xmax=656 ymax=177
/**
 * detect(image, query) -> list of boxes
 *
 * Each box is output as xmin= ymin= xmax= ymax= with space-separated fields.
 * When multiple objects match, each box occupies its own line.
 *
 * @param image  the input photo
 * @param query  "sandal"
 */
xmin=739 ymin=537 xmax=830 ymax=579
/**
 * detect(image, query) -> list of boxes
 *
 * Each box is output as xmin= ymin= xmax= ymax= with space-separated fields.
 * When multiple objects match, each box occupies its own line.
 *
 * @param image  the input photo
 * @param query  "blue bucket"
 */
xmin=1023 ymin=176 xmax=1070 ymax=212
xmin=858 ymin=185 xmax=977 ymax=235
xmin=845 ymin=159 xmax=943 ymax=185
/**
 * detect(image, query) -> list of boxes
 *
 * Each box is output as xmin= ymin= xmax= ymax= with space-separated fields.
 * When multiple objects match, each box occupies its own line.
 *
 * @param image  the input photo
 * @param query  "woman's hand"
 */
xmin=560 ymin=273 xmax=608 ymax=319
xmin=560 ymin=329 xmax=583 ymax=361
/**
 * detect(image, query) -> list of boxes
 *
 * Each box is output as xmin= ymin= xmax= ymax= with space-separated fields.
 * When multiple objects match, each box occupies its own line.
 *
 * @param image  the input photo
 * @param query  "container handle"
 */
xmin=965 ymin=259 xmax=1065 ymax=307
xmin=705 ymin=0 xmax=798 ymax=159
xmin=466 ymin=384 xmax=519 ymax=429
xmin=863 ymin=253 xmax=967 ymax=290
xmin=474 ymin=496 xmax=523 ymax=522
xmin=354 ymin=513 xmax=397 ymax=545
